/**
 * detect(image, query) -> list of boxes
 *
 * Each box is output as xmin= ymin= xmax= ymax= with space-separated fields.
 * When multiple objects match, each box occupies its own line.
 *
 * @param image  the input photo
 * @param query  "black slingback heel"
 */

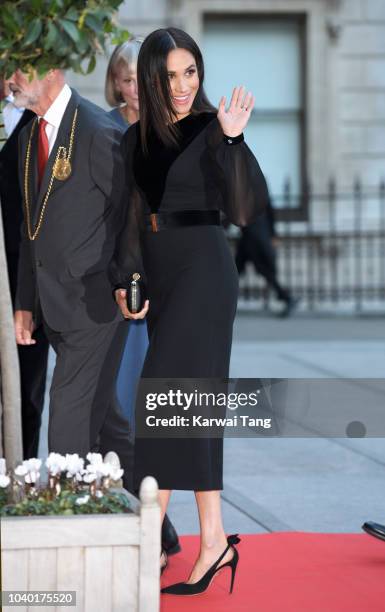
xmin=161 ymin=534 xmax=241 ymax=596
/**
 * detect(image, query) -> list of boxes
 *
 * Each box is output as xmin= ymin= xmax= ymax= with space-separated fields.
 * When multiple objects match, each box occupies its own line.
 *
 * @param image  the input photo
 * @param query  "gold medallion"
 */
xmin=23 ymin=108 xmax=78 ymax=240
xmin=133 ymin=273 xmax=141 ymax=281
xmin=53 ymin=157 xmax=71 ymax=180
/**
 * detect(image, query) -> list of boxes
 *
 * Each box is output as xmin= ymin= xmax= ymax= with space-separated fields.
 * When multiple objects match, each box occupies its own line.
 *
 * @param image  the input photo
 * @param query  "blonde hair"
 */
xmin=105 ymin=37 xmax=143 ymax=107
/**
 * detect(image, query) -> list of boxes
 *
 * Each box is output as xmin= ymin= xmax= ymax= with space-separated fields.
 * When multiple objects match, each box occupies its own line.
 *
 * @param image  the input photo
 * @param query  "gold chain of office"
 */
xmin=23 ymin=108 xmax=78 ymax=241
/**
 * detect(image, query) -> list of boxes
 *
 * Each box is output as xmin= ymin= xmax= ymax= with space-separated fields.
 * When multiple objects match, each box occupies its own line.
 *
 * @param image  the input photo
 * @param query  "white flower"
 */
xmin=46 ymin=453 xmax=66 ymax=476
xmin=94 ymin=463 xmax=111 ymax=478
xmin=110 ymin=467 xmax=124 ymax=481
xmin=82 ymin=472 xmax=96 ymax=484
xmin=100 ymin=462 xmax=113 ymax=477
xmin=15 ymin=464 xmax=28 ymax=477
xmin=92 ymin=462 xmax=123 ymax=480
xmin=0 ymin=475 xmax=10 ymax=488
xmin=75 ymin=494 xmax=90 ymax=506
xmin=86 ymin=452 xmax=103 ymax=465
xmin=83 ymin=459 xmax=109 ymax=480
xmin=14 ymin=459 xmax=41 ymax=483
xmin=25 ymin=471 xmax=39 ymax=484
xmin=26 ymin=458 xmax=42 ymax=472
xmin=0 ymin=458 xmax=6 ymax=475
xmin=65 ymin=453 xmax=84 ymax=477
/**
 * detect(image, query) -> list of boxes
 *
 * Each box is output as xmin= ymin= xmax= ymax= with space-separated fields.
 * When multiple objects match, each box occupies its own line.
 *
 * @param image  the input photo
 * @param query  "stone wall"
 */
xmin=67 ymin=0 xmax=385 ymax=194
xmin=338 ymin=0 xmax=385 ymax=189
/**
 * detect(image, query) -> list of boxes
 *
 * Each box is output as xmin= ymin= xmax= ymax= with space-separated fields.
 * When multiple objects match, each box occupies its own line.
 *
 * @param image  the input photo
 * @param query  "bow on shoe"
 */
xmin=227 ymin=534 xmax=241 ymax=545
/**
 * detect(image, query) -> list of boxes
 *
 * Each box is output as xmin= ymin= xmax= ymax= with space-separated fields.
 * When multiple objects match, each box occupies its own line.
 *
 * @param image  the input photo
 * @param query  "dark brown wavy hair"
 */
xmin=137 ymin=27 xmax=216 ymax=154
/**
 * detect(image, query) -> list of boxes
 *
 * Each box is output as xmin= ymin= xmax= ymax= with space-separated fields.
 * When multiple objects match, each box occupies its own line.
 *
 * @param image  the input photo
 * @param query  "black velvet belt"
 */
xmin=144 ymin=210 xmax=221 ymax=232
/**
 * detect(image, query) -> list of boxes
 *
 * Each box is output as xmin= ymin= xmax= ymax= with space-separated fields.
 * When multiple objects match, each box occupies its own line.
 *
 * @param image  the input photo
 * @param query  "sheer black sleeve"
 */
xmin=206 ymin=118 xmax=269 ymax=227
xmin=109 ymin=125 xmax=146 ymax=291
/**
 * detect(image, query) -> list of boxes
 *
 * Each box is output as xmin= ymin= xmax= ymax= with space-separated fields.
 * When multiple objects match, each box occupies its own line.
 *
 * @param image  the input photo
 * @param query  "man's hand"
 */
xmin=14 ymin=310 xmax=36 ymax=345
xmin=115 ymin=289 xmax=149 ymax=320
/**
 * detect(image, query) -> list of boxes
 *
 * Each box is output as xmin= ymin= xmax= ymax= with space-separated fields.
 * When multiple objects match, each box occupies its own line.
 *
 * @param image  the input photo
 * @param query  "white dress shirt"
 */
xmin=40 ymin=83 xmax=72 ymax=154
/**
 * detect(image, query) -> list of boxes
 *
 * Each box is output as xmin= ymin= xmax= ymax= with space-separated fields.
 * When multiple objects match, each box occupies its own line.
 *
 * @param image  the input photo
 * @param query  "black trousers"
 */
xmin=44 ymin=319 xmax=135 ymax=493
xmin=6 ymin=252 xmax=49 ymax=459
xmin=18 ymin=325 xmax=49 ymax=458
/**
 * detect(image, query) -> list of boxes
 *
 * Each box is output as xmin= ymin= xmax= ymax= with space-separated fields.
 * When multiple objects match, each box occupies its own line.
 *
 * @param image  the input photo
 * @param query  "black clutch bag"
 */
xmin=127 ymin=273 xmax=146 ymax=314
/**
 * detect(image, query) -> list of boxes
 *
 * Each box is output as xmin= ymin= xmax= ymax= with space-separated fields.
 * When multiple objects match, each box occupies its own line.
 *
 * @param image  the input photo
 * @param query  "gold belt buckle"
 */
xmin=150 ymin=213 xmax=158 ymax=232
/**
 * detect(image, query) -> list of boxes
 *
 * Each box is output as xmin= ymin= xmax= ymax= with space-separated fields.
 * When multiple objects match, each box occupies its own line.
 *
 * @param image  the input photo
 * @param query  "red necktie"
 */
xmin=37 ymin=118 xmax=49 ymax=188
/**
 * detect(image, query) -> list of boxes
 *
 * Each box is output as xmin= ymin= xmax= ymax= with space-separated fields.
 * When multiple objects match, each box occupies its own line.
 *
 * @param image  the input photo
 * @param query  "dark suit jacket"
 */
xmin=15 ymin=88 xmax=126 ymax=331
xmin=0 ymin=109 xmax=35 ymax=302
xmin=0 ymin=109 xmax=35 ymax=256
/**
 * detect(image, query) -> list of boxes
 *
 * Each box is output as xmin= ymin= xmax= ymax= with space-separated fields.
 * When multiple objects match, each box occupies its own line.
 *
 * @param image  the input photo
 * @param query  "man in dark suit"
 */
xmin=235 ymin=198 xmax=298 ymax=317
xmin=0 ymin=79 xmax=49 ymax=459
xmin=9 ymin=68 xmax=134 ymax=486
xmin=9 ymin=68 xmax=180 ymax=554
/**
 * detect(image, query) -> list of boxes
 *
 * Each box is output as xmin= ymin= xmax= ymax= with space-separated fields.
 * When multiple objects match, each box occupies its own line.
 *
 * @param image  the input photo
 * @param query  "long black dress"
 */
xmin=112 ymin=111 xmax=268 ymax=491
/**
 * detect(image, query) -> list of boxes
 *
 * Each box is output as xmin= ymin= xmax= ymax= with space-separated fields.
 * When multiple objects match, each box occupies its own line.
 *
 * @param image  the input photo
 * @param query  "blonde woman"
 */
xmin=105 ymin=38 xmax=148 ymax=429
xmin=105 ymin=38 xmax=143 ymax=128
xmin=105 ymin=38 xmax=181 ymax=559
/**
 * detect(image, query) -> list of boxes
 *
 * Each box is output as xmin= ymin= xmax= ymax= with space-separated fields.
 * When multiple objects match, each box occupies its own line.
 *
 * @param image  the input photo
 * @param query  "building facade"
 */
xmin=67 ymin=0 xmax=385 ymax=309
xmin=69 ymin=0 xmax=385 ymax=200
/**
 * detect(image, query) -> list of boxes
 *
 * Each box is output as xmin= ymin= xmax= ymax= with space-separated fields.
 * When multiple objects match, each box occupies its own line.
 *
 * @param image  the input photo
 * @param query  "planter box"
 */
xmin=1 ymin=476 xmax=160 ymax=612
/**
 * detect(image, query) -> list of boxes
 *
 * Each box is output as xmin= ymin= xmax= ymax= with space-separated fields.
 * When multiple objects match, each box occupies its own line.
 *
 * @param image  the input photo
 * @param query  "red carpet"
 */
xmin=160 ymin=532 xmax=385 ymax=612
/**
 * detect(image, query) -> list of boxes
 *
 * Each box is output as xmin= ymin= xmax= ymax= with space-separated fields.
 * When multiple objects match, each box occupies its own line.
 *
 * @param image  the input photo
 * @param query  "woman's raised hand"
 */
xmin=217 ymin=86 xmax=255 ymax=138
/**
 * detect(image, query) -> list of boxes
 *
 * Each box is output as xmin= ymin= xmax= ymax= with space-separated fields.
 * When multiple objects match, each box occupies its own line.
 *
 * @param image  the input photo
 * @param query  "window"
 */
xmin=203 ymin=14 xmax=307 ymax=219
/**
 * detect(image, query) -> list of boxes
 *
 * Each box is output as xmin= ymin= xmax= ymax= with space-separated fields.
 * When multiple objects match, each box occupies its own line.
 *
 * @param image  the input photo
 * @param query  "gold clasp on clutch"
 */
xmin=150 ymin=213 xmax=158 ymax=232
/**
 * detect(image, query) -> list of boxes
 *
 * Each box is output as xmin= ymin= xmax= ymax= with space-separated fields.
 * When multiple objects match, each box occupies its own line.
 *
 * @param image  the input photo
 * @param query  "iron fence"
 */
xmin=229 ymin=179 xmax=385 ymax=314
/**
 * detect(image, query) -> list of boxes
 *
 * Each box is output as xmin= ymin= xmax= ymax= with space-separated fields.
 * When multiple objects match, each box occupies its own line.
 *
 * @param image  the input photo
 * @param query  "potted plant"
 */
xmin=0 ymin=453 xmax=160 ymax=611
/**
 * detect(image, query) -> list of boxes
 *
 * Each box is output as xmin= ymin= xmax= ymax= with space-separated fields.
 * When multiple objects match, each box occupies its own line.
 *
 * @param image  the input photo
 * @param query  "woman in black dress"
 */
xmin=112 ymin=27 xmax=268 ymax=596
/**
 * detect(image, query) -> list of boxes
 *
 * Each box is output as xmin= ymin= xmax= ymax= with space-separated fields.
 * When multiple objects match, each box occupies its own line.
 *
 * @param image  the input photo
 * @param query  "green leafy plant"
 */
xmin=0 ymin=486 xmax=8 ymax=509
xmin=0 ymin=488 xmax=132 ymax=516
xmin=0 ymin=0 xmax=130 ymax=78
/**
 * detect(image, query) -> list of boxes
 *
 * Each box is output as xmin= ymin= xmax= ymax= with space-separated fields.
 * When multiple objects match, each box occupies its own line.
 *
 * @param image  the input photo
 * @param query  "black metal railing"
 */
xmin=229 ymin=179 xmax=385 ymax=313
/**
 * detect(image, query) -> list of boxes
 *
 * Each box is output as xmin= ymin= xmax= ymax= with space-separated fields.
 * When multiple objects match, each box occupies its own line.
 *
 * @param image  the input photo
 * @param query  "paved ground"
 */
xmin=39 ymin=312 xmax=385 ymax=535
